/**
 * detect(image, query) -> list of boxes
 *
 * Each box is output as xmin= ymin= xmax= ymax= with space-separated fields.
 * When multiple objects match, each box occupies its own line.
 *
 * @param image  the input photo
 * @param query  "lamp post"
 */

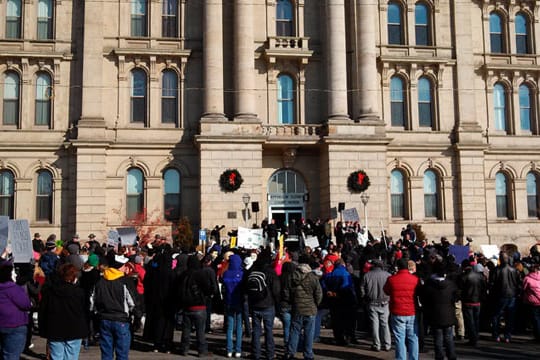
xmin=360 ymin=192 xmax=370 ymax=236
xmin=242 ymin=193 xmax=250 ymax=227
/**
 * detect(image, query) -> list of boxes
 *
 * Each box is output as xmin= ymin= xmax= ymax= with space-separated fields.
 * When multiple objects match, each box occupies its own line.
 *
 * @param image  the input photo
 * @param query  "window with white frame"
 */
xmin=131 ymin=69 xmax=147 ymax=124
xmin=424 ymin=170 xmax=440 ymax=218
xmin=527 ymin=172 xmax=539 ymax=218
xmin=163 ymin=168 xmax=181 ymax=221
xmin=277 ymin=74 xmax=295 ymax=124
xmin=495 ymin=172 xmax=511 ymax=218
xmin=515 ymin=12 xmax=531 ymax=54
xmin=126 ymin=168 xmax=144 ymax=220
xmin=276 ymin=0 xmax=293 ymax=36
xmin=162 ymin=0 xmax=177 ymax=38
xmin=390 ymin=76 xmax=407 ymax=127
xmin=3 ymin=72 xmax=20 ymax=126
xmin=161 ymin=70 xmax=178 ymax=124
xmin=37 ymin=0 xmax=53 ymax=40
xmin=36 ymin=170 xmax=52 ymax=223
xmin=388 ymin=2 xmax=404 ymax=45
xmin=415 ymin=2 xmax=431 ymax=46
xmin=131 ymin=0 xmax=147 ymax=37
xmin=0 ymin=170 xmax=14 ymax=219
xmin=6 ymin=0 xmax=22 ymax=39
xmin=391 ymin=169 xmax=406 ymax=218
xmin=35 ymin=72 xmax=52 ymax=127
xmin=493 ymin=83 xmax=507 ymax=131
xmin=418 ymin=77 xmax=434 ymax=128
xmin=489 ymin=12 xmax=505 ymax=53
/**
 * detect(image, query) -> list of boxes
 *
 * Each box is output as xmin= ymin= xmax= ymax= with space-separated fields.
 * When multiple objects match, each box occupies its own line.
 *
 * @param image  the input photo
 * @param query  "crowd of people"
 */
xmin=0 ymin=220 xmax=540 ymax=360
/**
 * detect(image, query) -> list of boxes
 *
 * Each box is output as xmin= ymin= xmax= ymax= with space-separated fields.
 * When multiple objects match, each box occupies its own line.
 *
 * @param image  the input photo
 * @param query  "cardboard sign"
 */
xmin=8 ymin=219 xmax=33 ymax=263
xmin=449 ymin=245 xmax=470 ymax=265
xmin=304 ymin=235 xmax=319 ymax=249
xmin=237 ymin=227 xmax=264 ymax=249
xmin=108 ymin=229 xmax=120 ymax=247
xmin=480 ymin=244 xmax=500 ymax=259
xmin=342 ymin=208 xmax=360 ymax=222
xmin=0 ymin=216 xmax=9 ymax=255
xmin=117 ymin=227 xmax=137 ymax=246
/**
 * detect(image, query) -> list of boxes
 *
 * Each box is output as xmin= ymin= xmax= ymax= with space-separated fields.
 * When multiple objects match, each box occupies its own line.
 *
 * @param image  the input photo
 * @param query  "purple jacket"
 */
xmin=0 ymin=281 xmax=31 ymax=328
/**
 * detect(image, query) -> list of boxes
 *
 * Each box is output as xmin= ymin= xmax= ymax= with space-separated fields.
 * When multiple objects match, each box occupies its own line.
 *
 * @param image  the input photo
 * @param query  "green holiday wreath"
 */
xmin=347 ymin=169 xmax=370 ymax=193
xmin=219 ymin=169 xmax=244 ymax=192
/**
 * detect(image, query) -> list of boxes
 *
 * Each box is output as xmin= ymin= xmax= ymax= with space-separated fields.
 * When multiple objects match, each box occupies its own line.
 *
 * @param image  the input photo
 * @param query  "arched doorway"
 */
xmin=267 ymin=169 xmax=306 ymax=229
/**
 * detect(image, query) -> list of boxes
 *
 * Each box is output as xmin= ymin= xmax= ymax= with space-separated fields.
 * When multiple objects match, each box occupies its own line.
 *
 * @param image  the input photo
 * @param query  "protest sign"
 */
xmin=8 ymin=219 xmax=33 ymax=263
xmin=342 ymin=208 xmax=360 ymax=222
xmin=117 ymin=227 xmax=137 ymax=246
xmin=0 ymin=216 xmax=8 ymax=254
xmin=480 ymin=244 xmax=500 ymax=259
xmin=237 ymin=227 xmax=264 ymax=249
xmin=198 ymin=229 xmax=207 ymax=247
xmin=449 ymin=245 xmax=470 ymax=264
xmin=330 ymin=207 xmax=338 ymax=220
xmin=108 ymin=229 xmax=120 ymax=247
xmin=304 ymin=235 xmax=319 ymax=249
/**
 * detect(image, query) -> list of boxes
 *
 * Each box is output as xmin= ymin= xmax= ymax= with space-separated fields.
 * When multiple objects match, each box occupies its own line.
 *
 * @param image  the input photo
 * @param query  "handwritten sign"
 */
xmin=108 ymin=229 xmax=120 ymax=248
xmin=342 ymin=208 xmax=360 ymax=222
xmin=237 ymin=227 xmax=264 ymax=249
xmin=304 ymin=235 xmax=319 ymax=249
xmin=8 ymin=219 xmax=33 ymax=263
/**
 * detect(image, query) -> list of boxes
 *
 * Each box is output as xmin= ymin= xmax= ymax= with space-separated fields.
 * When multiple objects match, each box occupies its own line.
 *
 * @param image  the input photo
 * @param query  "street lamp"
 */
xmin=242 ymin=193 xmax=250 ymax=227
xmin=360 ymin=192 xmax=370 ymax=237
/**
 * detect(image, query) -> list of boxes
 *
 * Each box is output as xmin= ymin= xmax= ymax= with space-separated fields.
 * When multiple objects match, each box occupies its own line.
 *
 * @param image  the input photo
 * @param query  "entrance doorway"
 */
xmin=267 ymin=170 xmax=306 ymax=231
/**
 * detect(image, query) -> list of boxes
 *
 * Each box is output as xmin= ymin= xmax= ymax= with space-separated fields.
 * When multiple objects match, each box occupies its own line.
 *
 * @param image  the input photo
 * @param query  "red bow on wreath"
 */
xmin=229 ymin=172 xmax=236 ymax=186
xmin=357 ymin=172 xmax=365 ymax=185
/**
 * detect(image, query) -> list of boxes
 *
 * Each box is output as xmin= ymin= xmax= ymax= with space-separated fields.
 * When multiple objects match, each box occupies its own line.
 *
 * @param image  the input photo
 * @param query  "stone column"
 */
xmin=356 ymin=0 xmax=379 ymax=120
xmin=326 ymin=0 xmax=349 ymax=120
xmin=202 ymin=0 xmax=225 ymax=119
xmin=234 ymin=0 xmax=257 ymax=120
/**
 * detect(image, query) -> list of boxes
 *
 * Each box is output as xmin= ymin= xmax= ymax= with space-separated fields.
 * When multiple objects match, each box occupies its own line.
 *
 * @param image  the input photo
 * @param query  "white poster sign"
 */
xmin=8 ymin=219 xmax=33 ymax=263
xmin=342 ymin=208 xmax=360 ymax=222
xmin=480 ymin=244 xmax=500 ymax=259
xmin=304 ymin=236 xmax=319 ymax=249
xmin=237 ymin=227 xmax=264 ymax=249
xmin=117 ymin=227 xmax=138 ymax=246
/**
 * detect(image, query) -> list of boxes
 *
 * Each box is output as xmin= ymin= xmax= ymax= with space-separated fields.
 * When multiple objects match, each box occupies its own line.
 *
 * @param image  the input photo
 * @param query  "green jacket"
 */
xmin=285 ymin=263 xmax=323 ymax=316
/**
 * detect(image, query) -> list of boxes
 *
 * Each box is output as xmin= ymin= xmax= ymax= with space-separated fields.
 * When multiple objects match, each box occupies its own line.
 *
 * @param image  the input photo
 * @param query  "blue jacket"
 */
xmin=222 ymin=255 xmax=244 ymax=310
xmin=322 ymin=264 xmax=357 ymax=307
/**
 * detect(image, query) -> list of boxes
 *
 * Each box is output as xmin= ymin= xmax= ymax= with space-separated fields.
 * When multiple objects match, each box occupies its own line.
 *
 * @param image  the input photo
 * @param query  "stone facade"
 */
xmin=0 ymin=0 xmax=539 ymax=252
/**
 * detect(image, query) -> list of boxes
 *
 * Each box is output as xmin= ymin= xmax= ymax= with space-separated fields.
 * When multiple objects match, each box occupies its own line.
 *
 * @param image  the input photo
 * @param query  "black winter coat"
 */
xmin=419 ymin=276 xmax=458 ymax=328
xmin=458 ymin=269 xmax=486 ymax=304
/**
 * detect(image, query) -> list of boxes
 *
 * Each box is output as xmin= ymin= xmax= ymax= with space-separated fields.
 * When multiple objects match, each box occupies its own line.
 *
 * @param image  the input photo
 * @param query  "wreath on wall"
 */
xmin=347 ymin=169 xmax=371 ymax=193
xmin=219 ymin=169 xmax=244 ymax=192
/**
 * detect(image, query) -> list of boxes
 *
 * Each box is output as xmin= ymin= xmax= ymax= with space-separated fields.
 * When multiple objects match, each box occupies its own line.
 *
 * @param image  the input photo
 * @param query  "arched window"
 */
xmin=126 ymin=168 xmax=144 ymax=220
xmin=415 ymin=3 xmax=430 ymax=46
xmin=35 ymin=72 xmax=51 ymax=126
xmin=424 ymin=170 xmax=440 ymax=218
xmin=490 ymin=12 xmax=504 ymax=53
xmin=162 ymin=0 xmax=177 ymax=37
xmin=6 ymin=0 xmax=22 ymax=39
xmin=515 ymin=13 xmax=530 ymax=54
xmin=37 ymin=0 xmax=53 ymax=40
xmin=388 ymin=2 xmax=403 ymax=45
xmin=493 ymin=83 xmax=507 ymax=131
xmin=131 ymin=0 xmax=147 ymax=37
xmin=496 ymin=172 xmax=510 ymax=218
xmin=163 ymin=168 xmax=181 ymax=221
xmin=3 ymin=72 xmax=20 ymax=126
xmin=519 ymin=84 xmax=532 ymax=131
xmin=390 ymin=76 xmax=407 ymax=127
xmin=418 ymin=77 xmax=434 ymax=128
xmin=276 ymin=0 xmax=293 ymax=36
xmin=527 ymin=172 xmax=540 ymax=218
xmin=36 ymin=170 xmax=52 ymax=222
xmin=161 ymin=70 xmax=178 ymax=124
xmin=0 ymin=170 xmax=14 ymax=219
xmin=131 ymin=69 xmax=147 ymax=124
xmin=391 ymin=170 xmax=406 ymax=218
xmin=277 ymin=74 xmax=295 ymax=124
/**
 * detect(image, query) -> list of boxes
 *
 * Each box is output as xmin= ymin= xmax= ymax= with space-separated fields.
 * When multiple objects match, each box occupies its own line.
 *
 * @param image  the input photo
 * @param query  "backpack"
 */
xmin=178 ymin=272 xmax=203 ymax=308
xmin=247 ymin=271 xmax=268 ymax=302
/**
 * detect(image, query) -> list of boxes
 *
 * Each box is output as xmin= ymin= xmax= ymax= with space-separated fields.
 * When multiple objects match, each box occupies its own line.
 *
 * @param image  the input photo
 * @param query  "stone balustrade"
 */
xmin=261 ymin=124 xmax=324 ymax=137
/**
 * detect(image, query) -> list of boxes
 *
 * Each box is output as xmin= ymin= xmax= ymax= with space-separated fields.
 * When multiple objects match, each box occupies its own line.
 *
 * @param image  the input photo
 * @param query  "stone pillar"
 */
xmin=234 ymin=0 xmax=257 ymax=120
xmin=356 ymin=0 xmax=380 ymax=120
xmin=202 ymin=0 xmax=225 ymax=119
xmin=326 ymin=0 xmax=349 ymax=121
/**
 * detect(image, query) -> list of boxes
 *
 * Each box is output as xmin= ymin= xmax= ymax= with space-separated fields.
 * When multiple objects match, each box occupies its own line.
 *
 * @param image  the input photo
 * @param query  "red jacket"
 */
xmin=383 ymin=269 xmax=419 ymax=316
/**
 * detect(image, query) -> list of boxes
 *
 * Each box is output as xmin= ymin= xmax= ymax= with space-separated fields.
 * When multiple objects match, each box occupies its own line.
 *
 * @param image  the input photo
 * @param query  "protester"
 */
xmin=458 ymin=261 xmax=486 ymax=346
xmin=522 ymin=263 xmax=540 ymax=341
xmin=222 ymin=254 xmax=244 ymax=358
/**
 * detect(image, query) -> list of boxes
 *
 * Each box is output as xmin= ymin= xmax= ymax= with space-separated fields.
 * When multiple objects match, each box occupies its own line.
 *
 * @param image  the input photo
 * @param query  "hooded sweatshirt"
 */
xmin=523 ymin=270 xmax=540 ymax=306
xmin=285 ymin=263 xmax=322 ymax=316
xmin=222 ymin=254 xmax=244 ymax=310
xmin=0 ymin=281 xmax=31 ymax=328
xmin=91 ymin=267 xmax=135 ymax=323
xmin=419 ymin=275 xmax=458 ymax=327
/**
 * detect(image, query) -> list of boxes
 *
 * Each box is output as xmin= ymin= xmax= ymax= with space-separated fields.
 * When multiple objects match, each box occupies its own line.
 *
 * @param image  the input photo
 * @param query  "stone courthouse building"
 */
xmin=1 ymin=0 xmax=540 ymax=250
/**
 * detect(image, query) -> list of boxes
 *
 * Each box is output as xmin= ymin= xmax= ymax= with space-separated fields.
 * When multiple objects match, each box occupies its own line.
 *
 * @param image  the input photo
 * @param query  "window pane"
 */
xmin=516 ymin=13 xmax=528 ymax=54
xmin=495 ymin=173 xmax=507 ymax=195
xmin=127 ymin=169 xmax=143 ymax=194
xmin=276 ymin=0 xmax=293 ymax=36
xmin=391 ymin=170 xmax=404 ymax=193
xmin=162 ymin=17 xmax=177 ymax=37
xmin=161 ymin=98 xmax=177 ymax=124
xmin=388 ymin=4 xmax=402 ymax=45
xmin=424 ymin=194 xmax=437 ymax=217
xmin=162 ymin=71 xmax=178 ymax=123
xmin=496 ymin=195 xmax=507 ymax=218
xmin=6 ymin=0 xmax=21 ymax=39
xmin=0 ymin=172 xmax=14 ymax=195
xmin=127 ymin=169 xmax=143 ymax=220
xmin=418 ymin=78 xmax=433 ymax=127
xmin=37 ymin=0 xmax=53 ymax=40
xmin=164 ymin=169 xmax=180 ymax=194
xmin=131 ymin=70 xmax=147 ymax=123
xmin=37 ymin=171 xmax=52 ymax=222
xmin=278 ymin=75 xmax=295 ymax=124
xmin=519 ymin=84 xmax=531 ymax=131
xmin=527 ymin=173 xmax=538 ymax=217
xmin=127 ymin=195 xmax=143 ymax=220
xmin=493 ymin=84 xmax=506 ymax=131
xmin=35 ymin=100 xmax=51 ymax=126
xmin=164 ymin=194 xmax=180 ymax=220
xmin=415 ymin=4 xmax=429 ymax=46
xmin=391 ymin=194 xmax=404 ymax=218
xmin=162 ymin=0 xmax=177 ymax=15
xmin=131 ymin=0 xmax=147 ymax=37
xmin=391 ymin=77 xmax=406 ymax=126
xmin=423 ymin=171 xmax=437 ymax=193
xmin=490 ymin=13 xmax=503 ymax=53
xmin=3 ymin=73 xmax=19 ymax=125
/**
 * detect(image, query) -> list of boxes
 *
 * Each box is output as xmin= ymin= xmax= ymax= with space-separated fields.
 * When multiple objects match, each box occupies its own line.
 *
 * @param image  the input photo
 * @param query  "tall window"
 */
xmin=131 ymin=69 xmax=147 ymax=124
xmin=36 ymin=170 xmax=52 ymax=222
xmin=495 ymin=172 xmax=510 ymax=218
xmin=127 ymin=168 xmax=144 ymax=220
xmin=527 ymin=172 xmax=540 ymax=218
xmin=161 ymin=70 xmax=178 ymax=124
xmin=162 ymin=0 xmax=177 ymax=37
xmin=163 ymin=169 xmax=181 ymax=221
xmin=388 ymin=3 xmax=403 ymax=45
xmin=415 ymin=3 xmax=430 ymax=46
xmin=489 ymin=13 xmax=504 ymax=53
xmin=0 ymin=171 xmax=14 ymax=219
xmin=6 ymin=0 xmax=22 ymax=39
xmin=390 ymin=76 xmax=407 ymax=127
xmin=37 ymin=0 xmax=53 ymax=40
xmin=424 ymin=170 xmax=439 ymax=218
xmin=493 ymin=83 xmax=507 ymax=131
xmin=35 ymin=72 xmax=51 ymax=126
xmin=3 ymin=72 xmax=20 ymax=126
xmin=391 ymin=170 xmax=406 ymax=218
xmin=131 ymin=0 xmax=147 ymax=37
xmin=418 ymin=77 xmax=433 ymax=128
xmin=276 ymin=0 xmax=293 ymax=36
xmin=519 ymin=84 xmax=532 ymax=131
xmin=278 ymin=74 xmax=294 ymax=124
xmin=515 ymin=13 xmax=530 ymax=54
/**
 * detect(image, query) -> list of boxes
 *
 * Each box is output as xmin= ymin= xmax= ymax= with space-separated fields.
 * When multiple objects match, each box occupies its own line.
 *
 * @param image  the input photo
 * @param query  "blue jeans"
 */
xmin=280 ymin=309 xmax=292 ymax=348
xmin=390 ymin=315 xmax=418 ymax=360
xmin=49 ymin=339 xmax=82 ymax=360
xmin=314 ymin=308 xmax=329 ymax=341
xmin=0 ymin=325 xmax=27 ymax=360
xmin=180 ymin=309 xmax=208 ymax=355
xmin=99 ymin=319 xmax=131 ymax=360
xmin=287 ymin=314 xmax=315 ymax=360
xmin=251 ymin=307 xmax=275 ymax=360
xmin=432 ymin=326 xmax=456 ymax=360
xmin=491 ymin=297 xmax=516 ymax=340
xmin=226 ymin=308 xmax=243 ymax=354
xmin=463 ymin=304 xmax=481 ymax=344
